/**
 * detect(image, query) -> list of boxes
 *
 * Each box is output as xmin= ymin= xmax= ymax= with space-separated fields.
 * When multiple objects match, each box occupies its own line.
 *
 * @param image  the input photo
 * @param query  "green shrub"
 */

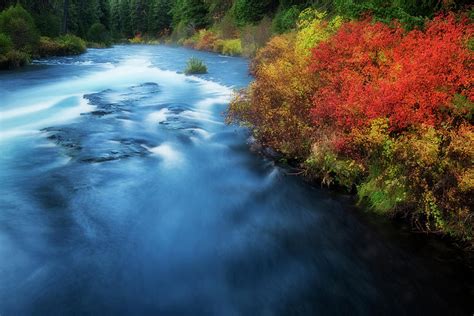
xmin=38 ymin=36 xmax=61 ymax=56
xmin=357 ymin=164 xmax=408 ymax=213
xmin=295 ymin=9 xmax=342 ymax=56
xmin=38 ymin=35 xmax=86 ymax=56
xmin=0 ymin=4 xmax=39 ymax=53
xmin=333 ymin=0 xmax=431 ymax=30
xmin=57 ymin=34 xmax=87 ymax=55
xmin=0 ymin=33 xmax=12 ymax=55
xmin=305 ymin=145 xmax=364 ymax=190
xmin=221 ymin=39 xmax=242 ymax=56
xmin=87 ymin=22 xmax=111 ymax=46
xmin=0 ymin=49 xmax=29 ymax=69
xmin=272 ymin=6 xmax=301 ymax=34
xmin=184 ymin=57 xmax=207 ymax=74
xmin=233 ymin=0 xmax=278 ymax=25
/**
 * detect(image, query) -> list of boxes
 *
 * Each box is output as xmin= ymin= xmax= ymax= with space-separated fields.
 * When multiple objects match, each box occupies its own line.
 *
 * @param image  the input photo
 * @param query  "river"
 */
xmin=0 ymin=45 xmax=472 ymax=315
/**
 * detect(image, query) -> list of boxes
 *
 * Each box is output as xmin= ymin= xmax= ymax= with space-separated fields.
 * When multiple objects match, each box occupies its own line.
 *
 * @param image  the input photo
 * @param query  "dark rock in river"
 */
xmin=41 ymin=83 xmax=215 ymax=164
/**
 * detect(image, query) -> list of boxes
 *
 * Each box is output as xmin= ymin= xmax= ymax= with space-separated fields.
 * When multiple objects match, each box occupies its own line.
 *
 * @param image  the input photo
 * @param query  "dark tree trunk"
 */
xmin=62 ymin=0 xmax=69 ymax=34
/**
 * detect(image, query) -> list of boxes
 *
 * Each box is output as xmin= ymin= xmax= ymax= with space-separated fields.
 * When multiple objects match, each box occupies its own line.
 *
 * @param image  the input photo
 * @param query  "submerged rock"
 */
xmin=41 ymin=83 xmax=214 ymax=164
xmin=42 ymin=126 xmax=152 ymax=163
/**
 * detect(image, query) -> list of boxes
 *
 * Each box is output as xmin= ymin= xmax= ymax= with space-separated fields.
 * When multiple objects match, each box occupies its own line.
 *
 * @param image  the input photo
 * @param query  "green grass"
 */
xmin=184 ymin=57 xmax=208 ymax=75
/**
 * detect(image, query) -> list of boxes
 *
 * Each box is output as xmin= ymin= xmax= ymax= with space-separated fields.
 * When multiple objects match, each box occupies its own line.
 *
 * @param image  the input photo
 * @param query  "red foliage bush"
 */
xmin=310 ymin=14 xmax=473 ymax=132
xmin=229 ymin=13 xmax=474 ymax=243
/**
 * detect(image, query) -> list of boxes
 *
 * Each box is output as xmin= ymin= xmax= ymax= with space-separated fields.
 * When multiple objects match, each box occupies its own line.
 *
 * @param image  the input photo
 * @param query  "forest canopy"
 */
xmin=1 ymin=0 xmax=471 ymax=41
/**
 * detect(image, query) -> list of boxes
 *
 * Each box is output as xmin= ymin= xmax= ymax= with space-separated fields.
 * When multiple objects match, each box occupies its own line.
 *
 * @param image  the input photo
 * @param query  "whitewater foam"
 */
xmin=145 ymin=143 xmax=184 ymax=167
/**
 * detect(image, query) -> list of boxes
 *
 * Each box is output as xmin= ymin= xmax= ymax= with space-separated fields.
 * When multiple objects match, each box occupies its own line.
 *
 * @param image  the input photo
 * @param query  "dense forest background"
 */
xmin=1 ymin=0 xmax=471 ymax=41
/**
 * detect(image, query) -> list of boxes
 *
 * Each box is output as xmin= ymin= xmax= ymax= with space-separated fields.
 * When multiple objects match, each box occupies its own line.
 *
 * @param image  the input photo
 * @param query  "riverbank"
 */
xmin=186 ymin=29 xmax=473 ymax=251
xmin=149 ymin=5 xmax=473 ymax=252
xmin=1 ymin=45 xmax=474 ymax=314
xmin=0 ymin=4 xmax=111 ymax=70
xmin=247 ymin=135 xmax=474 ymax=260
xmin=226 ymin=10 xmax=474 ymax=250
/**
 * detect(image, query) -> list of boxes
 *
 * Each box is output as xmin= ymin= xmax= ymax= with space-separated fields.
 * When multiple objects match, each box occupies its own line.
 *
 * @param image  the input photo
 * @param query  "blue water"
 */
xmin=0 ymin=45 xmax=472 ymax=315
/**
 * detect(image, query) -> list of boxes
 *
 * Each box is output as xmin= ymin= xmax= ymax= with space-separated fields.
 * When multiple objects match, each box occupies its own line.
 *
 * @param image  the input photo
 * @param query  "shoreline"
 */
xmin=5 ymin=41 xmax=473 ymax=258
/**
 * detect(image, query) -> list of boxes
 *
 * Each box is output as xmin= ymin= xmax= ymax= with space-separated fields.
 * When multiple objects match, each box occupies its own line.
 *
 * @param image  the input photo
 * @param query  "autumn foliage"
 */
xmin=228 ymin=12 xmax=474 ymax=246
xmin=310 ymin=14 xmax=473 ymax=132
xmin=229 ymin=34 xmax=316 ymax=159
xmin=228 ymin=10 xmax=342 ymax=159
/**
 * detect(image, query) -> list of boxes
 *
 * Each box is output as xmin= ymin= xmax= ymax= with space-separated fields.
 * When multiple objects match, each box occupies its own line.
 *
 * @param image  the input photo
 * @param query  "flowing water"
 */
xmin=0 ymin=45 xmax=472 ymax=315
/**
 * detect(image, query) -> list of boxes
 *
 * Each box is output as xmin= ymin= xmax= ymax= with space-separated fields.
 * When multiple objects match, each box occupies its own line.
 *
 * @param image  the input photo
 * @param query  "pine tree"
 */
xmin=233 ymin=0 xmax=279 ymax=25
xmin=130 ymin=0 xmax=148 ymax=34
xmin=172 ymin=0 xmax=209 ymax=29
xmin=62 ymin=0 xmax=69 ymax=33
xmin=109 ymin=0 xmax=121 ymax=36
xmin=119 ymin=0 xmax=132 ymax=37
xmin=148 ymin=0 xmax=172 ymax=35
xmin=98 ymin=0 xmax=110 ymax=29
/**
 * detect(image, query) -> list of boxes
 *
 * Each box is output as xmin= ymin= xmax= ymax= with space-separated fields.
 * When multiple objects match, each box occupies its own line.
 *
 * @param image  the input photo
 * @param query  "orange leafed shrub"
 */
xmin=229 ymin=11 xmax=344 ymax=158
xmin=194 ymin=29 xmax=218 ymax=51
xmin=228 ymin=33 xmax=317 ymax=159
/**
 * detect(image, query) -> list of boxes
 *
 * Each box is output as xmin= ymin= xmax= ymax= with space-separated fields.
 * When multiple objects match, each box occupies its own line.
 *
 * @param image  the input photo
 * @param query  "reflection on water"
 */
xmin=0 ymin=45 xmax=472 ymax=315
